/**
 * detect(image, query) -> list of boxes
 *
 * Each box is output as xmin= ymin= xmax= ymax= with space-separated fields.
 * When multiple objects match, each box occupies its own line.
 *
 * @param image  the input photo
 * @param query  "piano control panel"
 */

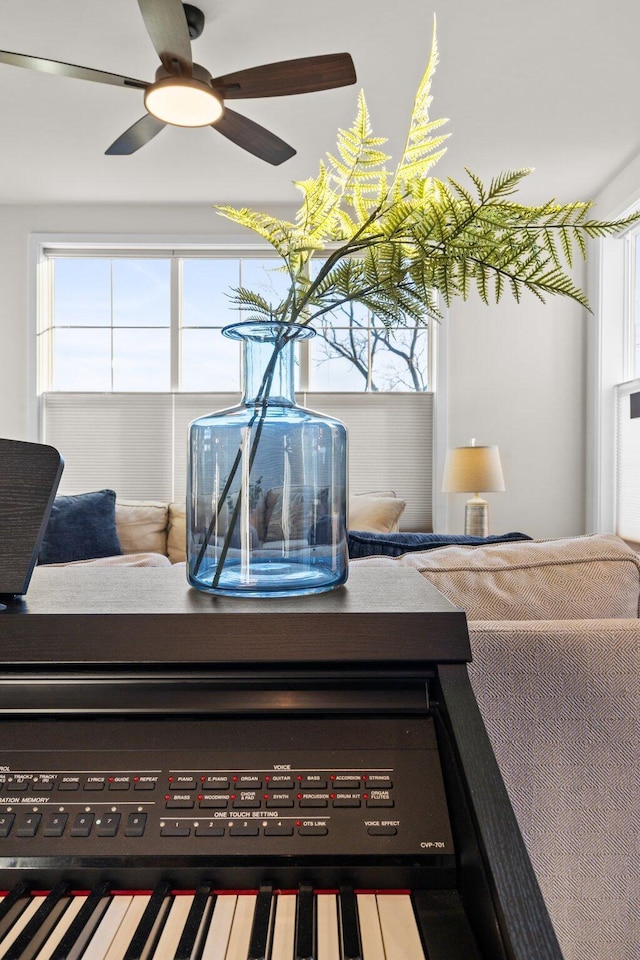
xmin=0 ymin=716 xmax=453 ymax=860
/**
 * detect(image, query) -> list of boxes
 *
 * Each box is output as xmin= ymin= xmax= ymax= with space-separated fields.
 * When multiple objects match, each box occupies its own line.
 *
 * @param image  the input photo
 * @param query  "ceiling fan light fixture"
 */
xmin=144 ymin=75 xmax=223 ymax=127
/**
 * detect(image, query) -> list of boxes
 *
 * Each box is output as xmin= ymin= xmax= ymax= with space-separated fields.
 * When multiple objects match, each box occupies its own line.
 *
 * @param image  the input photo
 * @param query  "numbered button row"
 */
xmin=0 ymin=811 xmax=147 ymax=838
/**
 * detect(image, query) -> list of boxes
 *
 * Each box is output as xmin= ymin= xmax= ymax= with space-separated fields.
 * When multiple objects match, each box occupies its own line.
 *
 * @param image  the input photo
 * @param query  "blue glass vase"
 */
xmin=187 ymin=321 xmax=348 ymax=597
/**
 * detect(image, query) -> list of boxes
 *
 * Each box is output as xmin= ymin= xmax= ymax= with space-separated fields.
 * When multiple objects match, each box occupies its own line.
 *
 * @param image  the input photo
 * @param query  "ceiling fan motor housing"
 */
xmin=183 ymin=4 xmax=205 ymax=40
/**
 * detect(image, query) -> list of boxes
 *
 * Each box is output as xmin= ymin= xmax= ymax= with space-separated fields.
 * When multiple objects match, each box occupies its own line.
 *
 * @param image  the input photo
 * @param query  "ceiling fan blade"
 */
xmin=137 ymin=0 xmax=192 ymax=75
xmin=0 ymin=49 xmax=147 ymax=89
xmin=212 ymin=53 xmax=356 ymax=99
xmin=105 ymin=114 xmax=167 ymax=155
xmin=213 ymin=108 xmax=296 ymax=165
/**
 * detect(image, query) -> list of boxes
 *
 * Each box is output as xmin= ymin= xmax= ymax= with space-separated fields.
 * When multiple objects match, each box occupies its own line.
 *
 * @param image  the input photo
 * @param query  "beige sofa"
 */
xmin=106 ymin=491 xmax=408 ymax=566
xmin=356 ymin=533 xmax=640 ymax=960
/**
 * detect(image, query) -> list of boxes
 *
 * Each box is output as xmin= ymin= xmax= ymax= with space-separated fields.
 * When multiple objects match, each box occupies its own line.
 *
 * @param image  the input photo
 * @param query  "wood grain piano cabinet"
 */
xmin=0 ymin=564 xmax=564 ymax=960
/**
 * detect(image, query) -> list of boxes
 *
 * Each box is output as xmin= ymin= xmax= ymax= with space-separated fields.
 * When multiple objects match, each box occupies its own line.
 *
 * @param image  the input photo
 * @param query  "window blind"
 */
xmin=42 ymin=392 xmax=433 ymax=531
xmin=615 ymin=379 xmax=640 ymax=545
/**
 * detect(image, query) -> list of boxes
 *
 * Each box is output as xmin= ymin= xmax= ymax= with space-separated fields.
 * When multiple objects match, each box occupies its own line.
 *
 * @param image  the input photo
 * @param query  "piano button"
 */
xmin=108 ymin=779 xmax=131 ymax=792
xmin=84 ymin=779 xmax=106 ymax=792
xmin=199 ymin=797 xmax=228 ymax=809
xmin=124 ymin=812 xmax=147 ymax=837
xmin=365 ymin=798 xmax=394 ymax=808
xmin=298 ymin=798 xmax=327 ymax=808
xmin=0 ymin=812 xmax=15 ymax=837
xmin=195 ymin=824 xmax=225 ymax=837
xmin=298 ymin=825 xmax=328 ymax=836
xmin=300 ymin=778 xmax=327 ymax=790
xmin=332 ymin=778 xmax=360 ymax=789
xmin=133 ymin=779 xmax=157 ymax=791
xmin=166 ymin=797 xmax=195 ymax=809
xmin=263 ymin=824 xmax=294 ymax=837
xmin=229 ymin=823 xmax=259 ymax=837
xmin=150 ymin=893 xmax=195 ymax=960
xmin=15 ymin=812 xmax=42 ymax=837
xmin=270 ymin=892 xmax=295 ymax=960
xmin=268 ymin=777 xmax=294 ymax=790
xmin=366 ymin=777 xmax=393 ymax=789
xmin=58 ymin=779 xmax=80 ymax=791
xmin=160 ymin=823 xmax=190 ymax=836
xmin=376 ymin=894 xmax=426 ymax=960
xmin=232 ymin=799 xmax=261 ymax=810
xmin=96 ymin=813 xmax=121 ymax=837
xmin=266 ymin=798 xmax=293 ymax=809
xmin=172 ymin=777 xmax=197 ymax=790
xmin=332 ymin=797 xmax=361 ymax=808
xmin=174 ymin=882 xmax=215 ymax=960
xmin=339 ymin=886 xmax=363 ymax=960
xmin=294 ymin=883 xmax=314 ymax=960
xmin=356 ymin=893 xmax=386 ymax=960
xmin=81 ymin=894 xmax=133 ymax=960
xmin=201 ymin=778 xmax=230 ymax=791
xmin=6 ymin=778 xmax=30 ymax=792
xmin=121 ymin=880 xmax=172 ymax=960
xmin=70 ymin=812 xmax=94 ymax=837
xmin=236 ymin=777 xmax=262 ymax=789
xmin=316 ymin=893 xmax=340 ymax=960
xmin=224 ymin=893 xmax=256 ymax=960
xmin=49 ymin=879 xmax=112 ymax=960
xmin=43 ymin=812 xmax=69 ymax=837
xmin=199 ymin=894 xmax=236 ymax=960
xmin=33 ymin=778 xmax=55 ymax=791
xmin=247 ymin=882 xmax=273 ymax=960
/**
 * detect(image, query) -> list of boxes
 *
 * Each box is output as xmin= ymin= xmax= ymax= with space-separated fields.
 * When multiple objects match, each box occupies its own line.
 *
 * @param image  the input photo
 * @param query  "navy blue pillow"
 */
xmin=39 ymin=489 xmax=123 ymax=564
xmin=348 ymin=530 xmax=532 ymax=559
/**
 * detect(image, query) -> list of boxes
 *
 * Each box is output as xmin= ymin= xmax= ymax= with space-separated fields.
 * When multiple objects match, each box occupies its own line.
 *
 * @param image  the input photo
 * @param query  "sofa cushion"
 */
xmin=348 ymin=493 xmax=406 ymax=533
xmin=115 ymin=500 xmax=168 ymax=556
xmin=348 ymin=530 xmax=531 ymax=559
xmin=39 ymin=489 xmax=122 ymax=565
xmin=355 ymin=534 xmax=640 ymax=620
xmin=168 ymin=503 xmax=187 ymax=564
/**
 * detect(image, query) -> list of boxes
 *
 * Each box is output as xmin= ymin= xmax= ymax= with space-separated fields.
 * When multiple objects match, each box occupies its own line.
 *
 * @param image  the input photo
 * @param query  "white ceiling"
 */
xmin=0 ymin=0 xmax=638 ymax=208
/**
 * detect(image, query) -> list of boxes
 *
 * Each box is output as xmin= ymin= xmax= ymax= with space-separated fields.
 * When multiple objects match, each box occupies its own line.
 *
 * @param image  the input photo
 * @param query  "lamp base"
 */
xmin=464 ymin=498 xmax=488 ymax=537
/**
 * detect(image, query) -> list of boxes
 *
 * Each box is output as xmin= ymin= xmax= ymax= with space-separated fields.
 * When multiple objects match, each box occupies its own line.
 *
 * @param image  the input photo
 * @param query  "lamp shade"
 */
xmin=442 ymin=444 xmax=505 ymax=494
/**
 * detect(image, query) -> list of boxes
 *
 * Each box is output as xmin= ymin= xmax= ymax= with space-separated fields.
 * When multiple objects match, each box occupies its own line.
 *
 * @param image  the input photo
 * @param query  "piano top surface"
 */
xmin=0 ymin=563 xmax=470 ymax=668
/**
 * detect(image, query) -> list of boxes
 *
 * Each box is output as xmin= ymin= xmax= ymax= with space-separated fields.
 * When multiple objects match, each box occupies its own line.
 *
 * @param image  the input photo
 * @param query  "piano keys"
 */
xmin=0 ymin=883 xmax=428 ymax=960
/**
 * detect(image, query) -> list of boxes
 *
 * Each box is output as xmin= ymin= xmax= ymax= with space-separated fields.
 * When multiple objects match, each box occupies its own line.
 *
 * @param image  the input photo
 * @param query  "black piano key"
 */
xmin=247 ymin=882 xmax=274 ymax=960
xmin=49 ymin=879 xmax=112 ymax=960
xmin=1 ymin=881 xmax=71 ymax=960
xmin=174 ymin=881 xmax=215 ymax=960
xmin=122 ymin=879 xmax=173 ymax=960
xmin=0 ymin=882 xmax=31 ymax=939
xmin=294 ymin=883 xmax=315 ymax=960
xmin=339 ymin=886 xmax=362 ymax=960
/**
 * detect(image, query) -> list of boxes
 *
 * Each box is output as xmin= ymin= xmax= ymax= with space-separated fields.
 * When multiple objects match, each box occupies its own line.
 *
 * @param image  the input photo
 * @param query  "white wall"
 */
xmin=0 ymin=202 xmax=588 ymax=539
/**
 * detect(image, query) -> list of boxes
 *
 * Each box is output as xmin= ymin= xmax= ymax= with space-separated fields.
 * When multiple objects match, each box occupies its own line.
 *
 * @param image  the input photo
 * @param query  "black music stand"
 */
xmin=0 ymin=438 xmax=63 ymax=604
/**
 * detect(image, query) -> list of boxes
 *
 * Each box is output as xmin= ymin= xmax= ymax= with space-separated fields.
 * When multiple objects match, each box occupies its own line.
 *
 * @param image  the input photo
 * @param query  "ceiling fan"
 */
xmin=0 ymin=0 xmax=356 ymax=164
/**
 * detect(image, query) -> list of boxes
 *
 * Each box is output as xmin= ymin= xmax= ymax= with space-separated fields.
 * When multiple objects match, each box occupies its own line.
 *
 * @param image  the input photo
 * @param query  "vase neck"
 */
xmin=223 ymin=322 xmax=315 ymax=407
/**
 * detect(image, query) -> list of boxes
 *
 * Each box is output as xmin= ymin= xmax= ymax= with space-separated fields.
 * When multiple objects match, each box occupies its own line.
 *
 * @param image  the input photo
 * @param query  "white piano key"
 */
xmin=34 ymin=896 xmax=88 ymax=960
xmin=103 ymin=895 xmax=151 ymax=960
xmin=149 ymin=895 xmax=194 ymax=960
xmin=269 ymin=894 xmax=296 ymax=960
xmin=0 ymin=895 xmax=45 ymax=957
xmin=199 ymin=895 xmax=237 ymax=960
xmin=223 ymin=895 xmax=256 ymax=960
xmin=81 ymin=896 xmax=133 ymax=960
xmin=356 ymin=894 xmax=386 ymax=960
xmin=376 ymin=894 xmax=426 ymax=960
xmin=317 ymin=893 xmax=340 ymax=960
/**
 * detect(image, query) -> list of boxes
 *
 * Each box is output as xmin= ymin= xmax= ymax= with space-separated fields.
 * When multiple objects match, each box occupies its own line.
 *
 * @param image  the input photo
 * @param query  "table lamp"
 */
xmin=442 ymin=439 xmax=505 ymax=536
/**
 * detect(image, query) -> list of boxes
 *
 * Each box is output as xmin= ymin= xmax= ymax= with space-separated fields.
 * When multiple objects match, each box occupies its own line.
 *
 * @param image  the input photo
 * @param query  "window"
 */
xmin=37 ymin=244 xmax=435 ymax=531
xmin=40 ymin=251 xmax=431 ymax=394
